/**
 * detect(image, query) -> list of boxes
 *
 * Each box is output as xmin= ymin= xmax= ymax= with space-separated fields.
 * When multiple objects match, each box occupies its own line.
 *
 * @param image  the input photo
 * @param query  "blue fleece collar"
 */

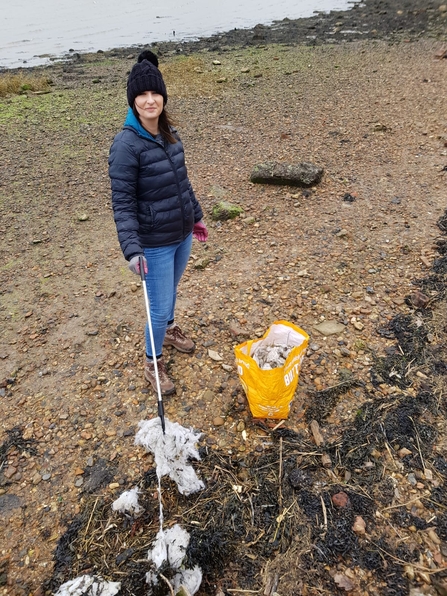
xmin=123 ymin=107 xmax=155 ymax=140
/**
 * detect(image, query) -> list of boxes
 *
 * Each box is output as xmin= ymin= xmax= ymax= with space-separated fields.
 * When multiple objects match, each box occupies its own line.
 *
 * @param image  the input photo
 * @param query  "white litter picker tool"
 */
xmin=139 ymin=256 xmax=166 ymax=434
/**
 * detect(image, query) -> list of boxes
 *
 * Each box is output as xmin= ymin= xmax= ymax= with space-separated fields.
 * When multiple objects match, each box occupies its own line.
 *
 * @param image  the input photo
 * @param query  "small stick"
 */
xmin=321 ymin=453 xmax=332 ymax=468
xmin=278 ymin=437 xmax=283 ymax=510
xmin=381 ymin=496 xmax=427 ymax=512
xmin=84 ymin=496 xmax=99 ymax=535
xmin=271 ymin=419 xmax=285 ymax=432
xmin=160 ymin=573 xmax=175 ymax=596
xmin=320 ymin=495 xmax=328 ymax=534
xmin=264 ymin=573 xmax=279 ymax=596
xmin=310 ymin=420 xmax=325 ymax=446
xmin=383 ymin=441 xmax=399 ymax=471
xmin=254 ymin=452 xmax=323 ymax=471
xmin=371 ymin=541 xmax=446 ymax=574
xmin=410 ymin=416 xmax=426 ymax=472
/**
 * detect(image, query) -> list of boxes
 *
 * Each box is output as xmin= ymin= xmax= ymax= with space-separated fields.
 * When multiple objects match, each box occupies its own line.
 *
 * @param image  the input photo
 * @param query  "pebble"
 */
xmin=332 ymin=491 xmax=350 ymax=508
xmin=4 ymin=467 xmax=17 ymax=479
xmin=213 ymin=416 xmax=225 ymax=427
xmin=202 ymin=389 xmax=214 ymax=402
xmin=404 ymin=565 xmax=415 ymax=580
xmin=208 ymin=349 xmax=223 ymax=361
xmin=74 ymin=478 xmax=83 ymax=487
xmin=424 ymin=468 xmax=433 ymax=481
xmin=407 ymin=473 xmax=417 ymax=486
xmin=42 ymin=473 xmax=51 ymax=481
xmin=314 ymin=321 xmax=345 ymax=336
xmin=427 ymin=529 xmax=441 ymax=545
xmin=352 ymin=515 xmax=366 ymax=535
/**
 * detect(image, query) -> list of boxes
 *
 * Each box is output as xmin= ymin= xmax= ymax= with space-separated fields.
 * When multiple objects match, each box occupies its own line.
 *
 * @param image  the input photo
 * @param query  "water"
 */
xmin=0 ymin=0 xmax=351 ymax=70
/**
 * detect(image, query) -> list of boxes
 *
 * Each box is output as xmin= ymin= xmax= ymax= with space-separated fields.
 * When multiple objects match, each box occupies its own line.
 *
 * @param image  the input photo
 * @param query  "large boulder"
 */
xmin=250 ymin=161 xmax=324 ymax=187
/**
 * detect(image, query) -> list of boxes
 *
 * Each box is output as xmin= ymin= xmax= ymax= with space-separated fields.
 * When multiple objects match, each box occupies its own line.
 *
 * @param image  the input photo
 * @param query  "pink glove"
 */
xmin=128 ymin=255 xmax=148 ymax=275
xmin=193 ymin=221 xmax=208 ymax=242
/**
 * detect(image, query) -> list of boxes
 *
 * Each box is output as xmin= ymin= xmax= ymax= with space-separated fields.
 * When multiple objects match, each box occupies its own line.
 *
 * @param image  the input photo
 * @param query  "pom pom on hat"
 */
xmin=137 ymin=50 xmax=159 ymax=67
xmin=127 ymin=51 xmax=167 ymax=107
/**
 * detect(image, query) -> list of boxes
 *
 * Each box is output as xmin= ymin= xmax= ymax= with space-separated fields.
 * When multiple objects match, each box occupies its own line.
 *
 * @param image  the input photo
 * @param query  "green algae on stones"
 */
xmin=211 ymin=201 xmax=243 ymax=221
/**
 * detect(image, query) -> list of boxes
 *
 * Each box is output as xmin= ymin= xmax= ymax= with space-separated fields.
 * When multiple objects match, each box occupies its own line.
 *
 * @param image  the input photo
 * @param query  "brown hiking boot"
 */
xmin=163 ymin=324 xmax=195 ymax=353
xmin=144 ymin=357 xmax=175 ymax=396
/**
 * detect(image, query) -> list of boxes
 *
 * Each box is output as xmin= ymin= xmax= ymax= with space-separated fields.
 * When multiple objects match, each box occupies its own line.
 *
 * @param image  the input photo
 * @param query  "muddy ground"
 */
xmin=1 ymin=0 xmax=447 ymax=595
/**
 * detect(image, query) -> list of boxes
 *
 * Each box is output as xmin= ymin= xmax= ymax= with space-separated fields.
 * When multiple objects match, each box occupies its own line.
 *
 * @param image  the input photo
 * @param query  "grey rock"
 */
xmin=313 ymin=321 xmax=345 ymax=336
xmin=0 ymin=494 xmax=22 ymax=516
xmin=407 ymin=473 xmax=417 ymax=486
xmin=83 ymin=458 xmax=116 ymax=493
xmin=250 ymin=161 xmax=324 ymax=187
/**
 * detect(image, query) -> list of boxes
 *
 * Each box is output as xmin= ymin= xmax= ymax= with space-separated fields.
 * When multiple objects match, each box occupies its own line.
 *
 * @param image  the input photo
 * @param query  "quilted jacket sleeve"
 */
xmin=109 ymin=135 xmax=142 ymax=261
xmin=188 ymin=181 xmax=203 ymax=224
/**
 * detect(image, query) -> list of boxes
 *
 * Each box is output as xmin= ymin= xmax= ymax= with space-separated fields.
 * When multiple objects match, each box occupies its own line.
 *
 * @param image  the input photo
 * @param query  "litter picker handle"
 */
xmin=158 ymin=401 xmax=165 ymax=433
xmin=139 ymin=256 xmax=145 ymax=283
xmin=139 ymin=256 xmax=166 ymax=434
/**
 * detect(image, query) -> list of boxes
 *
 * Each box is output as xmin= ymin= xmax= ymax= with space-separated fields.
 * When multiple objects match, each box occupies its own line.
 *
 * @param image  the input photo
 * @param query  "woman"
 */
xmin=109 ymin=50 xmax=208 ymax=396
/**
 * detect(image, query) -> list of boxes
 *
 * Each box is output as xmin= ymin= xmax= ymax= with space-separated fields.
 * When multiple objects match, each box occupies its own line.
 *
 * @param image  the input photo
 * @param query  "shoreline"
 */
xmin=3 ymin=0 xmax=446 ymax=73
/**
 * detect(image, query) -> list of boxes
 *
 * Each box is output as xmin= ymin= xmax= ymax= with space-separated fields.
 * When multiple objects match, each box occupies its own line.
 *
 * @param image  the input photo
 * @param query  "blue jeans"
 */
xmin=143 ymin=233 xmax=193 ymax=359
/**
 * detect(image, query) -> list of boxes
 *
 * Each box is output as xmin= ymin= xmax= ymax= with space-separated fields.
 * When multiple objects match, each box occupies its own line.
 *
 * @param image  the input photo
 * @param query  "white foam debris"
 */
xmin=149 ymin=524 xmax=190 ymax=568
xmin=173 ymin=566 xmax=203 ymax=595
xmin=146 ymin=524 xmax=203 ymax=595
xmin=54 ymin=575 xmax=120 ymax=596
xmin=248 ymin=322 xmax=307 ymax=370
xmin=111 ymin=486 xmax=142 ymax=515
xmin=252 ymin=343 xmax=293 ymax=369
xmin=135 ymin=417 xmax=205 ymax=495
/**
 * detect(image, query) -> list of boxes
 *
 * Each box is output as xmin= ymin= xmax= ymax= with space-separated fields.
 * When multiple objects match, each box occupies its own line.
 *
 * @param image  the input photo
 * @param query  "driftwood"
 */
xmin=250 ymin=161 xmax=324 ymax=187
xmin=310 ymin=420 xmax=325 ymax=447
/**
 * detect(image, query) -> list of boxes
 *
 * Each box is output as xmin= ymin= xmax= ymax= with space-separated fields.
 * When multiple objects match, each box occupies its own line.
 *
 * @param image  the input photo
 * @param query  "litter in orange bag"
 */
xmin=234 ymin=320 xmax=309 ymax=419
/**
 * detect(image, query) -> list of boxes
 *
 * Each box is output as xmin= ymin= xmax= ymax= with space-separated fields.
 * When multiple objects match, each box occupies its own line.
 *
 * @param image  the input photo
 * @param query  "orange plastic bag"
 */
xmin=234 ymin=321 xmax=309 ymax=419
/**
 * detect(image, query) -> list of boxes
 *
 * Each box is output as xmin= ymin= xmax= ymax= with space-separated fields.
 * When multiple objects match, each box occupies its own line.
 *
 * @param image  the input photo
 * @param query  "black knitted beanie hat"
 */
xmin=127 ymin=50 xmax=168 ymax=107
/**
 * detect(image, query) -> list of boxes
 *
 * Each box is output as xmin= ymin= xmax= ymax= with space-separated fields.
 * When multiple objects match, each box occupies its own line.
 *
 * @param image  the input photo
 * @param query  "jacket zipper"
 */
xmin=165 ymin=148 xmax=186 ymax=239
xmin=135 ymin=129 xmax=187 ymax=239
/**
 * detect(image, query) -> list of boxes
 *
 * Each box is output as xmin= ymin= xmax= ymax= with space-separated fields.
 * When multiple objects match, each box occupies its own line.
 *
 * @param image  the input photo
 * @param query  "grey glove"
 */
xmin=128 ymin=255 xmax=148 ymax=276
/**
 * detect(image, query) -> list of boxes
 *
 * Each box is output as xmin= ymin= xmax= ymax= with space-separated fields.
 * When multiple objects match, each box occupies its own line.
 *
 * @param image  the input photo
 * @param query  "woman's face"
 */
xmin=134 ymin=91 xmax=164 ymax=129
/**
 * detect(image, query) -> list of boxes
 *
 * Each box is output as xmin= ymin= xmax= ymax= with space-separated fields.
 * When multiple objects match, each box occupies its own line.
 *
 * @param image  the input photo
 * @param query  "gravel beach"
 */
xmin=1 ymin=1 xmax=447 ymax=594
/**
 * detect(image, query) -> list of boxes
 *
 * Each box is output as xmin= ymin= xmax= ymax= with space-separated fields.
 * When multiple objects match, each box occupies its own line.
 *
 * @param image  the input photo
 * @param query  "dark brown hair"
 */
xmin=132 ymin=105 xmax=177 ymax=144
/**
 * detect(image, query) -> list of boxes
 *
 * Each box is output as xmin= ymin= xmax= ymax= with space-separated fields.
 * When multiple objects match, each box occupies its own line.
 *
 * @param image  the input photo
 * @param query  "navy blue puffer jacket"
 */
xmin=109 ymin=108 xmax=203 ymax=260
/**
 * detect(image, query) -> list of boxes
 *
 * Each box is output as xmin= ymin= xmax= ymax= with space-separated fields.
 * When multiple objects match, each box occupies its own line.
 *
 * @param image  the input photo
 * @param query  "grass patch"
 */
xmin=162 ymin=55 xmax=235 ymax=98
xmin=0 ymin=72 xmax=51 ymax=97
